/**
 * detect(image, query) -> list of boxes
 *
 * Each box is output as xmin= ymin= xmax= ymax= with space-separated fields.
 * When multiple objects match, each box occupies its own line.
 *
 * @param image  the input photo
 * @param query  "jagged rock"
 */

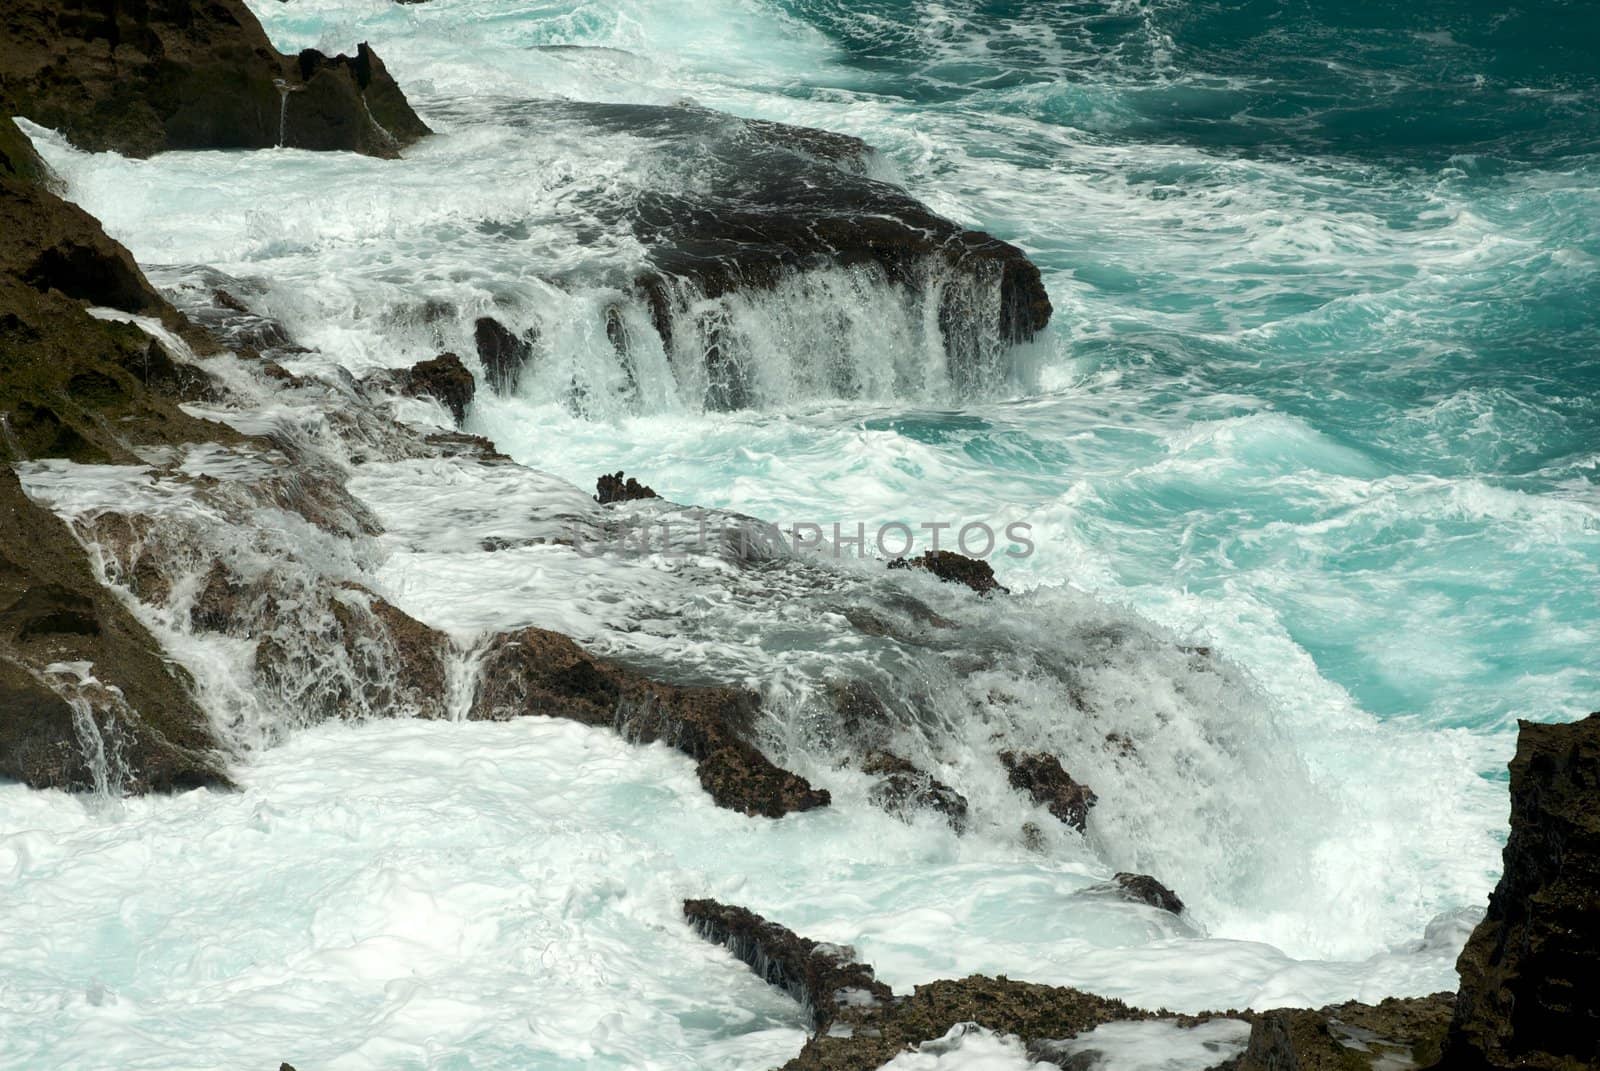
xmin=595 ymin=471 xmax=659 ymax=504
xmin=0 ymin=1 xmax=428 ymax=158
xmin=862 ymin=750 xmax=969 ymax=833
xmin=396 ymin=352 xmax=475 ymax=423
xmin=2 ymin=131 xmax=233 ymax=463
xmin=1442 ymin=713 xmax=1600 ymax=1070
xmin=0 ymin=469 xmax=229 ymax=793
xmin=0 ymin=116 xmax=56 ymax=188
xmin=472 ymin=628 xmax=828 ymax=817
xmin=888 ymin=550 xmax=1007 ymax=595
xmin=683 ymin=899 xmax=1159 ymax=1071
xmin=1226 ymin=995 xmax=1452 ymax=1071
xmin=473 ymin=317 xmax=532 ymax=394
xmin=684 ymin=898 xmax=891 ymax=1032
xmin=479 ymin=101 xmax=1048 ymax=404
xmin=1112 ymin=873 xmax=1185 ymax=916
xmin=999 ymin=750 xmax=1097 ymax=833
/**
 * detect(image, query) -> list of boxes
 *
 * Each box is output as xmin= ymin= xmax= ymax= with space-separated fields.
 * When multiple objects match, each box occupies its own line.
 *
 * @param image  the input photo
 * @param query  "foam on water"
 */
xmin=7 ymin=0 xmax=1600 ymax=1067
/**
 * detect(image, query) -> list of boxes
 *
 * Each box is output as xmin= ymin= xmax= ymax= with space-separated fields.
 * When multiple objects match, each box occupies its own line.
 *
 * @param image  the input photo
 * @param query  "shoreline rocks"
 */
xmin=0 ymin=0 xmax=428 ymax=158
xmin=471 ymin=627 xmax=829 ymax=818
xmin=999 ymin=749 xmax=1097 ymax=834
xmin=595 ymin=471 xmax=659 ymax=505
xmin=888 ymin=549 xmax=1008 ymax=594
xmin=1 ymin=467 xmax=231 ymax=793
xmin=1441 ymin=712 xmax=1600 ymax=1070
xmin=684 ymin=897 xmax=1175 ymax=1071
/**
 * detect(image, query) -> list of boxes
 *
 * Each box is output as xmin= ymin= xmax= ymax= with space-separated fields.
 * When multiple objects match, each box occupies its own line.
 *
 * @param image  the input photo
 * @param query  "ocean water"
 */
xmin=6 ymin=1 xmax=1600 ymax=1068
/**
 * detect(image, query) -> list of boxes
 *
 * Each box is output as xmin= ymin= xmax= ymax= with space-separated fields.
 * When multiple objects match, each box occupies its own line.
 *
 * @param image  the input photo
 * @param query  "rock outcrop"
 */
xmin=471 ymin=627 xmax=829 ymax=818
xmin=391 ymin=352 xmax=475 ymax=423
xmin=1 ymin=467 xmax=230 ymax=792
xmin=1441 ymin=712 xmax=1600 ymax=1070
xmin=0 ymin=0 xmax=428 ymax=157
xmin=684 ymin=898 xmax=1168 ymax=1071
xmin=473 ymin=316 xmax=532 ymax=394
xmin=1226 ymin=995 xmax=1453 ymax=1071
xmin=862 ymin=750 xmax=969 ymax=832
xmin=595 ymin=471 xmax=659 ymax=505
xmin=2 ymin=121 xmax=233 ymax=463
xmin=999 ymin=750 xmax=1097 ymax=833
xmin=1112 ymin=872 xmax=1186 ymax=915
xmin=888 ymin=550 xmax=1007 ymax=594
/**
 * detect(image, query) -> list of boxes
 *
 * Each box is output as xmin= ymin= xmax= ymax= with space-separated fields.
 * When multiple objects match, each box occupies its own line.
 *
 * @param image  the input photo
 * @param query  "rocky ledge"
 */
xmin=684 ymin=715 xmax=1600 ymax=1071
xmin=0 ymin=0 xmax=428 ymax=157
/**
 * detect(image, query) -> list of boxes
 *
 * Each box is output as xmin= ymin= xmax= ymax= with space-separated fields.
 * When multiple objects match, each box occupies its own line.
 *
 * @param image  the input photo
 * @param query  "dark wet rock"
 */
xmin=595 ymin=471 xmax=659 ymax=505
xmin=472 ymin=628 xmax=828 ymax=817
xmin=863 ymin=750 xmax=969 ymax=833
xmin=1112 ymin=873 xmax=1185 ymax=916
xmin=0 ymin=116 xmax=56 ymax=189
xmin=684 ymin=899 xmax=1159 ymax=1071
xmin=473 ymin=317 xmax=533 ymax=394
xmin=0 ymin=1 xmax=428 ymax=158
xmin=423 ymin=430 xmax=510 ymax=462
xmin=289 ymin=44 xmax=430 ymax=155
xmin=889 ymin=550 xmax=1008 ymax=595
xmin=1000 ymin=750 xmax=1097 ymax=833
xmin=444 ymin=100 xmax=1049 ymax=403
xmin=0 ymin=468 xmax=230 ymax=793
xmin=2 ymin=129 xmax=234 ymax=463
xmin=684 ymin=898 xmax=892 ymax=1032
xmin=1442 ymin=713 xmax=1600 ymax=1071
xmin=395 ymin=352 xmax=475 ymax=423
xmin=741 ymin=118 xmax=873 ymax=170
xmin=1226 ymin=995 xmax=1452 ymax=1071
xmin=2 ymin=584 xmax=100 ymax=640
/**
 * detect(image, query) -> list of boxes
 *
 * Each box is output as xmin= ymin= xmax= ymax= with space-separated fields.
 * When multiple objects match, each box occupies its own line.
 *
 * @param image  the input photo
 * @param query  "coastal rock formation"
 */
xmin=684 ymin=898 xmax=1164 ymax=1070
xmin=684 ymin=898 xmax=892 ymax=1032
xmin=472 ymin=628 xmax=829 ymax=817
xmin=2 ymin=121 xmax=231 ymax=463
xmin=1226 ymin=995 xmax=1452 ymax=1071
xmin=889 ymin=549 xmax=1008 ymax=595
xmin=0 ymin=0 xmax=428 ymax=157
xmin=1441 ymin=712 xmax=1600 ymax=1070
xmin=478 ymin=101 xmax=1050 ymax=405
xmin=392 ymin=352 xmax=475 ymax=423
xmin=0 ymin=467 xmax=229 ymax=792
xmin=862 ymin=750 xmax=969 ymax=832
xmin=595 ymin=471 xmax=659 ymax=504
xmin=1112 ymin=872 xmax=1186 ymax=915
xmin=473 ymin=316 xmax=533 ymax=394
xmin=999 ymin=750 xmax=1097 ymax=833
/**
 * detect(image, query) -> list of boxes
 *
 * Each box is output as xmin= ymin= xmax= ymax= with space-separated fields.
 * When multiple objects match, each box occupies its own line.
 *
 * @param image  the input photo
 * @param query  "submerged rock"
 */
xmin=1442 ymin=712 xmax=1600 ymax=1070
xmin=472 ymin=628 xmax=828 ymax=817
xmin=999 ymin=750 xmax=1097 ymax=833
xmin=1112 ymin=873 xmax=1185 ymax=916
xmin=595 ymin=471 xmax=659 ymax=505
xmin=888 ymin=550 xmax=1008 ymax=595
xmin=0 ymin=1 xmax=428 ymax=157
xmin=862 ymin=750 xmax=970 ymax=833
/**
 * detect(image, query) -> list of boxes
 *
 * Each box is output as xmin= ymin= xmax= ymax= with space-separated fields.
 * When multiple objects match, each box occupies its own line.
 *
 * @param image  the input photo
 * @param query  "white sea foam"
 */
xmin=8 ymin=0 xmax=1598 ymax=1067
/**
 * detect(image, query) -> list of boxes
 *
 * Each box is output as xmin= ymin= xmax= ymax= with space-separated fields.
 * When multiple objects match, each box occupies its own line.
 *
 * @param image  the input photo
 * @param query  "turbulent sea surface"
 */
xmin=6 ymin=1 xmax=1599 ymax=1068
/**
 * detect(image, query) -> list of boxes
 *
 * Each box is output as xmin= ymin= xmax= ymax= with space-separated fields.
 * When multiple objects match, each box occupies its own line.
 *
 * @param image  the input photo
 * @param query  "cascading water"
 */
xmin=5 ymin=1 xmax=1599 ymax=1069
